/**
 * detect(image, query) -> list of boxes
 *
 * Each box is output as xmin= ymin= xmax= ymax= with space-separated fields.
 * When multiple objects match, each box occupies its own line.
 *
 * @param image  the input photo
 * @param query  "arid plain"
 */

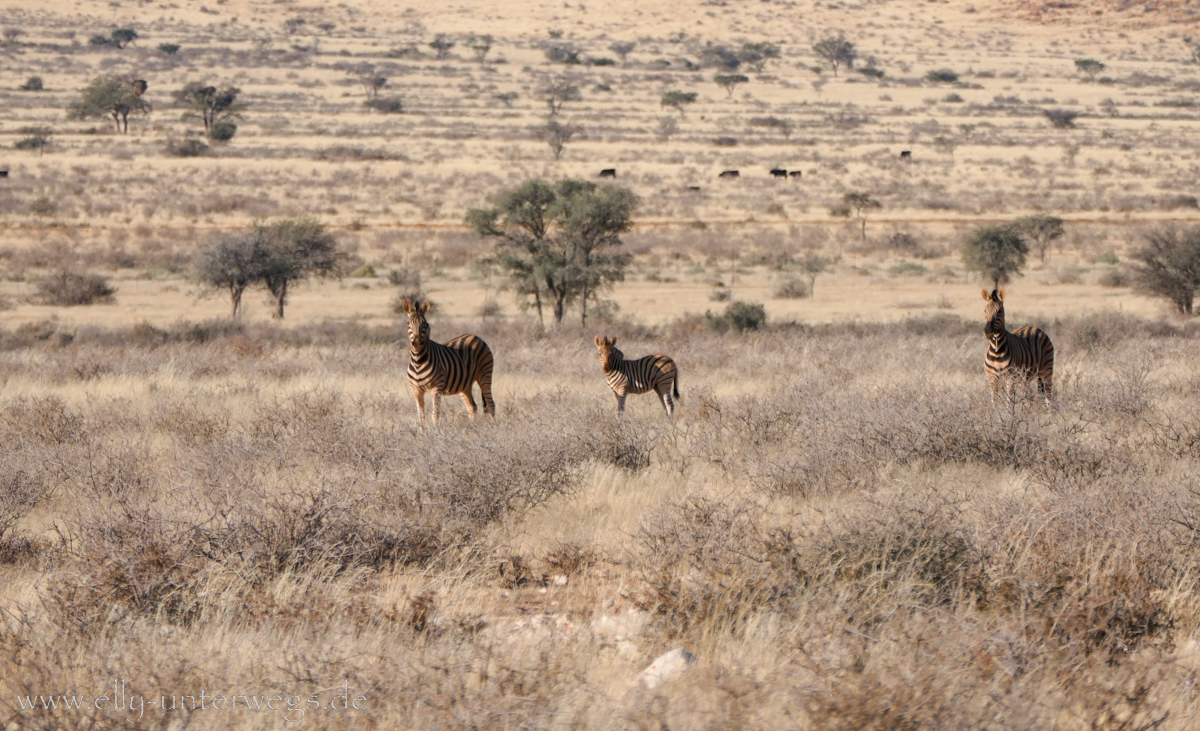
xmin=2 ymin=0 xmax=1200 ymax=728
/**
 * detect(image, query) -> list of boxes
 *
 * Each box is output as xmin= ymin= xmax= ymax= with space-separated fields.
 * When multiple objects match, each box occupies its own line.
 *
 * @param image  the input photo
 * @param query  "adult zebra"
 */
xmin=595 ymin=335 xmax=680 ymax=416
xmin=401 ymin=299 xmax=495 ymax=422
xmin=982 ymin=289 xmax=1054 ymax=403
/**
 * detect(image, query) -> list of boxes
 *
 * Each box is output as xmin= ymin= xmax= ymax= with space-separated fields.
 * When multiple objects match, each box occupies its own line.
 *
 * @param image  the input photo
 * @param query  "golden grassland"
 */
xmin=1 ymin=0 xmax=1200 ymax=728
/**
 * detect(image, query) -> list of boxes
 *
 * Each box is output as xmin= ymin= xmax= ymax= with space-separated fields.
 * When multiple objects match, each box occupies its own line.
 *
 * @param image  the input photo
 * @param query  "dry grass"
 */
xmin=3 ymin=0 xmax=1200 ymax=726
xmin=0 ymin=316 xmax=1198 ymax=727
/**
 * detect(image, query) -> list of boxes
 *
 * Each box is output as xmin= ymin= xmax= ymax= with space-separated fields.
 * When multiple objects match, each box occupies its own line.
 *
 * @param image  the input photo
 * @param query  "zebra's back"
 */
xmin=409 ymin=334 xmax=493 ymax=395
xmin=1009 ymin=326 xmax=1054 ymax=374
xmin=610 ymin=354 xmax=677 ymax=395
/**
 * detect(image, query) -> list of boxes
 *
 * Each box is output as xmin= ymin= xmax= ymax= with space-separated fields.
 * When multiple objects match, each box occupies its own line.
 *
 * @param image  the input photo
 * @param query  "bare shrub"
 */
xmin=31 ymin=270 xmax=116 ymax=306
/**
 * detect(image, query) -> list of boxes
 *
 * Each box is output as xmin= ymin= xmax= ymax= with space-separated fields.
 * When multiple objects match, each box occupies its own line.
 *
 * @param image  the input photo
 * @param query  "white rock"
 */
xmin=635 ymin=648 xmax=697 ymax=690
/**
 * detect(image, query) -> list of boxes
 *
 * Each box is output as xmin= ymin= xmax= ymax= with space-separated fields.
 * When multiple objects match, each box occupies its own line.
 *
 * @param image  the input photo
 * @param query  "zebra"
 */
xmin=401 ymin=299 xmax=495 ymax=422
xmin=595 ymin=335 xmax=680 ymax=416
xmin=982 ymin=288 xmax=1054 ymax=403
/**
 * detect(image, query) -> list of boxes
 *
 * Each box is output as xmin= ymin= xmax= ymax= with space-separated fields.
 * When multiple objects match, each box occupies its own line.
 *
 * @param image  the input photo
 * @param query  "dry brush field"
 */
xmin=3 ymin=0 xmax=1200 ymax=728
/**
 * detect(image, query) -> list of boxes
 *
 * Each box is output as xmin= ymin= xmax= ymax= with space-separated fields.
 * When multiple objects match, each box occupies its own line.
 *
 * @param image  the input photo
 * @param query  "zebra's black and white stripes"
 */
xmin=402 ymin=299 xmax=495 ymax=422
xmin=982 ymin=288 xmax=1054 ymax=402
xmin=595 ymin=335 xmax=680 ymax=416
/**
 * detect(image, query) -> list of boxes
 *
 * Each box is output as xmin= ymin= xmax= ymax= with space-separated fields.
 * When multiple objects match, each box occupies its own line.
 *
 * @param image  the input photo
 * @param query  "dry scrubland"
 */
xmin=2 ymin=317 xmax=1200 ymax=729
xmin=4 ymin=0 xmax=1200 ymax=728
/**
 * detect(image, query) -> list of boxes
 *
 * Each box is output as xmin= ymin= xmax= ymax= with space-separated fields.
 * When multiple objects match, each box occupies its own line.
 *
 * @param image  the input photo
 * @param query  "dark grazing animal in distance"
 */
xmin=595 ymin=335 xmax=680 ymax=417
xmin=982 ymin=288 xmax=1054 ymax=403
xmin=599 ymin=168 xmax=617 ymax=178
xmin=402 ymin=299 xmax=495 ymax=422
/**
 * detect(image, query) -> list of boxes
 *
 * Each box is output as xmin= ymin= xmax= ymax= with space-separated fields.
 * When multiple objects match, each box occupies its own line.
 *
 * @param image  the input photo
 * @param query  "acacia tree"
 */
xmin=1012 ymin=214 xmax=1065 ymax=262
xmin=813 ymin=34 xmax=856 ymax=76
xmin=257 ymin=219 xmax=342 ymax=318
xmin=1075 ymin=58 xmax=1105 ymax=81
xmin=739 ymin=42 xmax=780 ymax=73
xmin=609 ymin=41 xmax=636 ymax=63
xmin=1130 ymin=227 xmax=1200 ymax=315
xmin=466 ymin=179 xmax=637 ymax=327
xmin=715 ymin=73 xmax=749 ymax=97
xmin=843 ymin=192 xmax=881 ymax=241
xmin=537 ymin=118 xmax=580 ymax=160
xmin=540 ymin=77 xmax=582 ymax=115
xmin=67 ymin=75 xmax=150 ymax=133
xmin=466 ymin=34 xmax=493 ymax=63
xmin=962 ymin=225 xmax=1028 ymax=288
xmin=195 ymin=230 xmax=269 ymax=319
xmin=661 ymin=90 xmax=698 ymax=117
xmin=172 ymin=81 xmax=245 ymax=137
xmin=429 ymin=35 xmax=454 ymax=60
xmin=348 ymin=64 xmax=387 ymax=100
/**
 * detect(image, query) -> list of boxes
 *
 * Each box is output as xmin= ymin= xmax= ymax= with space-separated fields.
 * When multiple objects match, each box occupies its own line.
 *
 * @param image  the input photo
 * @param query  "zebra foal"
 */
xmin=595 ymin=335 xmax=680 ymax=417
xmin=982 ymin=288 xmax=1054 ymax=403
xmin=402 ymin=299 xmax=495 ymax=422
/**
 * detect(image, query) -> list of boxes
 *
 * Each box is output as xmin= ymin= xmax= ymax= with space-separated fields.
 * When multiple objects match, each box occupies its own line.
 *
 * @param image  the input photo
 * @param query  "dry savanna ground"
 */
xmin=3 ymin=0 xmax=1200 ymax=728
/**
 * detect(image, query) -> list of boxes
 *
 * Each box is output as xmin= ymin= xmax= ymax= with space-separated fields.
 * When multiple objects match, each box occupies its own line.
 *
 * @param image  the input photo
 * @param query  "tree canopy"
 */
xmin=813 ymin=34 xmax=856 ymax=76
xmin=67 ymin=75 xmax=150 ymax=133
xmin=661 ymin=90 xmax=698 ymax=117
xmin=962 ymin=225 xmax=1029 ymax=288
xmin=466 ymin=179 xmax=638 ymax=327
xmin=172 ymin=81 xmax=245 ymax=137
xmin=1130 ymin=227 xmax=1200 ymax=315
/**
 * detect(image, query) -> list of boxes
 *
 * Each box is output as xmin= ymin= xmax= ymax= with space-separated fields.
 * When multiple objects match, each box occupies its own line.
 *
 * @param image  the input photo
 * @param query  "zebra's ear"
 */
xmin=400 ymin=299 xmax=414 ymax=314
xmin=418 ymin=300 xmax=431 ymax=314
xmin=981 ymin=289 xmax=990 ymax=301
xmin=997 ymin=288 xmax=1005 ymax=302
xmin=595 ymin=335 xmax=603 ymax=347
xmin=606 ymin=336 xmax=616 ymax=346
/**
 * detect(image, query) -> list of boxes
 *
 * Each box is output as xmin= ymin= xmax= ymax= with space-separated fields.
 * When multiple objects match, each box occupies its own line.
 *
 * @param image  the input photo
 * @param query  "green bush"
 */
xmin=32 ymin=270 xmax=116 ymax=306
xmin=707 ymin=300 xmax=767 ymax=332
xmin=888 ymin=261 xmax=927 ymax=276
xmin=19 ymin=76 xmax=42 ymax=91
xmin=167 ymin=138 xmax=209 ymax=157
xmin=365 ymin=96 xmax=404 ymax=114
xmin=773 ymin=278 xmax=810 ymax=299
xmin=926 ymin=69 xmax=959 ymax=83
xmin=350 ymin=263 xmax=377 ymax=278
xmin=208 ymin=122 xmax=237 ymax=142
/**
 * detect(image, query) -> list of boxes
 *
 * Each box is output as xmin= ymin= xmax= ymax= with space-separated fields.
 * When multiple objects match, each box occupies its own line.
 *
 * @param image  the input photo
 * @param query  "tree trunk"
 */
xmin=533 ymin=290 xmax=545 ymax=329
xmin=552 ymin=292 xmax=566 ymax=325
xmin=273 ymin=278 xmax=288 ymax=318
xmin=581 ymin=280 xmax=588 ymax=327
xmin=860 ymin=216 xmax=867 ymax=241
xmin=230 ymin=284 xmax=245 ymax=319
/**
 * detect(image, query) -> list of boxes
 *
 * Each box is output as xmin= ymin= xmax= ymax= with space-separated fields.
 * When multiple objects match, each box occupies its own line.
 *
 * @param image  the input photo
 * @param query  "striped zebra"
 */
xmin=595 ymin=335 xmax=680 ymax=417
xmin=402 ymin=299 xmax=495 ymax=422
xmin=982 ymin=288 xmax=1054 ymax=403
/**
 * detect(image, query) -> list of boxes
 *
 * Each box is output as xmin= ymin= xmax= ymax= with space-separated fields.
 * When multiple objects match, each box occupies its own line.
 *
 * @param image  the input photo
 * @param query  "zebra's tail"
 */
xmin=673 ymin=372 xmax=681 ymax=401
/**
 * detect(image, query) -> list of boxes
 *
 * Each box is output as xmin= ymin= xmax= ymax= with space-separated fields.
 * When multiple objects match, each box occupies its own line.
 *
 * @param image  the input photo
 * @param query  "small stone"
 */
xmin=635 ymin=648 xmax=697 ymax=690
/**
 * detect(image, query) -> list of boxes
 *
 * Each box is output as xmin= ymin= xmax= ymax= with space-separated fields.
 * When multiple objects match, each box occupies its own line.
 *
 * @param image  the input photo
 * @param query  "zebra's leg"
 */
xmin=479 ymin=374 xmax=496 ymax=416
xmin=658 ymin=386 xmax=674 ymax=417
xmin=411 ymin=385 xmax=426 ymax=421
xmin=1041 ymin=369 xmax=1054 ymax=404
xmin=461 ymin=389 xmax=478 ymax=418
xmin=614 ymin=392 xmax=626 ymax=415
xmin=431 ymin=391 xmax=442 ymax=423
